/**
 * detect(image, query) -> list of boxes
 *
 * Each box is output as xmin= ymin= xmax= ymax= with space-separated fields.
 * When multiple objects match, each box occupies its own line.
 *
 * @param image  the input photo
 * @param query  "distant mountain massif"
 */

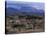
xmin=6 ymin=2 xmax=44 ymax=16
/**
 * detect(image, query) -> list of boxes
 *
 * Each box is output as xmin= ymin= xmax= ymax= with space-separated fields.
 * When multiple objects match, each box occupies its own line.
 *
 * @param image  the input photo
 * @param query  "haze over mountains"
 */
xmin=6 ymin=1 xmax=44 ymax=16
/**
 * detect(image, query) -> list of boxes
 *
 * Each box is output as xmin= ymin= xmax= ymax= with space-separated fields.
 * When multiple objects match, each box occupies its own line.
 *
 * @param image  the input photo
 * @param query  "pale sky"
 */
xmin=6 ymin=0 xmax=44 ymax=10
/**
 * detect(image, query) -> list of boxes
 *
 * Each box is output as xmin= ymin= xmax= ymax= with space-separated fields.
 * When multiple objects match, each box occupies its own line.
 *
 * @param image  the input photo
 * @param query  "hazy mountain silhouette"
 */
xmin=6 ymin=4 xmax=44 ymax=16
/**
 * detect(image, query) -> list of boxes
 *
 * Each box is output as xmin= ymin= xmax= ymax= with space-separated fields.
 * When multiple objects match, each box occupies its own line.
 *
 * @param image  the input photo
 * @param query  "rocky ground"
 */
xmin=5 ymin=16 xmax=44 ymax=34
